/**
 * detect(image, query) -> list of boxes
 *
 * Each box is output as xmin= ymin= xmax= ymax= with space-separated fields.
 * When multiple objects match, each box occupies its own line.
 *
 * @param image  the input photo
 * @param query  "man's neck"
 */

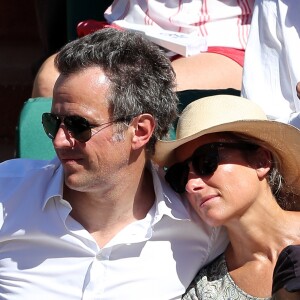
xmin=63 ymin=165 xmax=155 ymax=247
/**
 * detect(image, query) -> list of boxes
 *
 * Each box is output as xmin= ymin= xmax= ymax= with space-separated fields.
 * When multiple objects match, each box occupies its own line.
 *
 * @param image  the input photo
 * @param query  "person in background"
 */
xmin=272 ymin=245 xmax=300 ymax=300
xmin=33 ymin=0 xmax=67 ymax=74
xmin=242 ymin=0 xmax=300 ymax=129
xmin=154 ymin=94 xmax=300 ymax=299
xmin=0 ymin=28 xmax=227 ymax=299
xmin=32 ymin=0 xmax=254 ymax=97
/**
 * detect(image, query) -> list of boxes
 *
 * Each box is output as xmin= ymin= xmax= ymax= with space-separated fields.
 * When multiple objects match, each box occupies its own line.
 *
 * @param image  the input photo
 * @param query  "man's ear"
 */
xmin=255 ymin=147 xmax=272 ymax=178
xmin=131 ymin=114 xmax=155 ymax=150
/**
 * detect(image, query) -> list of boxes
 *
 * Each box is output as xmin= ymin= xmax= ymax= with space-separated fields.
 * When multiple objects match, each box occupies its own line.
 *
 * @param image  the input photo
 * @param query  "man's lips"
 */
xmin=61 ymin=157 xmax=82 ymax=162
xmin=58 ymin=153 xmax=84 ymax=163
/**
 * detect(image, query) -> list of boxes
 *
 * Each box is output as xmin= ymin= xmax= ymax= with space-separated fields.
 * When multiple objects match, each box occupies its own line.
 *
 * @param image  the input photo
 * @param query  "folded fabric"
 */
xmin=272 ymin=245 xmax=300 ymax=293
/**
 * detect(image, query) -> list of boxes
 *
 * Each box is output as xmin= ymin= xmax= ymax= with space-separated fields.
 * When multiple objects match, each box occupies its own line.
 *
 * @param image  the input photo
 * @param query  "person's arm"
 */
xmin=272 ymin=289 xmax=300 ymax=300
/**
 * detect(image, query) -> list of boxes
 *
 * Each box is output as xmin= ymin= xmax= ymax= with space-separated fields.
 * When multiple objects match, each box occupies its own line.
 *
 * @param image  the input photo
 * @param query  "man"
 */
xmin=0 ymin=28 xmax=227 ymax=299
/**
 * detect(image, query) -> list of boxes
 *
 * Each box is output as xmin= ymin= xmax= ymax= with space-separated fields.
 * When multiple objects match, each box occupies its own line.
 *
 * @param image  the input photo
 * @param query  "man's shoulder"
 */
xmin=153 ymin=165 xmax=182 ymax=203
xmin=0 ymin=157 xmax=60 ymax=179
xmin=152 ymin=164 xmax=193 ymax=220
xmin=0 ymin=157 xmax=62 ymax=216
xmin=0 ymin=157 xmax=62 ymax=197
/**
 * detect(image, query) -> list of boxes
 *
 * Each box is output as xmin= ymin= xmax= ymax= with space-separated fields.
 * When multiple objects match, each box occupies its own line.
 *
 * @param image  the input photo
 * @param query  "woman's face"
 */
xmin=173 ymin=133 xmax=269 ymax=227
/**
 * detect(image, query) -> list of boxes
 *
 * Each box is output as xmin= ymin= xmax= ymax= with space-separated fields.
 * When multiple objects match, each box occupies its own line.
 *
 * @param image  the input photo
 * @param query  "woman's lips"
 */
xmin=199 ymin=195 xmax=219 ymax=207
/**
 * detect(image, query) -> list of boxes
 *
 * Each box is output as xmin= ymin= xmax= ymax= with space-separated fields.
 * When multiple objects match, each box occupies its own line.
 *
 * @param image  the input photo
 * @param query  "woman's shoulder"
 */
xmin=182 ymin=253 xmax=271 ymax=300
xmin=182 ymin=253 xmax=226 ymax=299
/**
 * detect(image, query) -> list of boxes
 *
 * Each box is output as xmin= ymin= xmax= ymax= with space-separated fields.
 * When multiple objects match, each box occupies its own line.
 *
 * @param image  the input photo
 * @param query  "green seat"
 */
xmin=16 ymin=97 xmax=55 ymax=160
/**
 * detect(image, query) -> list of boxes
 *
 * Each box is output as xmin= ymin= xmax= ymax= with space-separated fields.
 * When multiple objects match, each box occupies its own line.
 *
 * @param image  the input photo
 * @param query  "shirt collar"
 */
xmin=105 ymin=162 xmax=193 ymax=246
xmin=150 ymin=162 xmax=191 ymax=224
xmin=41 ymin=156 xmax=64 ymax=210
xmin=41 ymin=159 xmax=191 ymax=222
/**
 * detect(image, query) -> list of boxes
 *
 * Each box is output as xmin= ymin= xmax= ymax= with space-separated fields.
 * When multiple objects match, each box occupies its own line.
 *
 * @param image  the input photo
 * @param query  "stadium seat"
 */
xmin=16 ymin=97 xmax=55 ymax=159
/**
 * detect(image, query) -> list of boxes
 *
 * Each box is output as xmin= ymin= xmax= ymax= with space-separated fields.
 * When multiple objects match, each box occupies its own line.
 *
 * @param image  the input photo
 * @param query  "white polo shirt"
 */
xmin=0 ymin=157 xmax=227 ymax=300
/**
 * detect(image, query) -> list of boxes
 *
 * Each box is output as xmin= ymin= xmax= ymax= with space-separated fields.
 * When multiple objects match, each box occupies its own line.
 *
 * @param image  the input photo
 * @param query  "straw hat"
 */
xmin=154 ymin=95 xmax=300 ymax=195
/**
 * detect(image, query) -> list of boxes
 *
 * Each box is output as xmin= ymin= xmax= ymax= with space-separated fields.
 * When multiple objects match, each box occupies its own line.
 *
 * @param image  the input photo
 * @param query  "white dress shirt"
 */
xmin=0 ymin=157 xmax=227 ymax=300
xmin=242 ymin=0 xmax=300 ymax=128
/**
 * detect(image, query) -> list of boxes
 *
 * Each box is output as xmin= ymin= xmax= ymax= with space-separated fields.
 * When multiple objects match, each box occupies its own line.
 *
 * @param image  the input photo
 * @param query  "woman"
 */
xmin=154 ymin=94 xmax=300 ymax=299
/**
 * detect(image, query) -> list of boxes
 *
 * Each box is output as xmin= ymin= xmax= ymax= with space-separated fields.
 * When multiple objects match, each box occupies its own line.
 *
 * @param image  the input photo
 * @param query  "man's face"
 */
xmin=51 ymin=67 xmax=132 ymax=193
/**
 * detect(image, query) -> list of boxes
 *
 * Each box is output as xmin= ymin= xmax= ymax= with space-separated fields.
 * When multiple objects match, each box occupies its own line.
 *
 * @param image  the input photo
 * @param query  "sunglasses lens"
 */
xmin=42 ymin=113 xmax=60 ymax=140
xmin=64 ymin=116 xmax=92 ymax=142
xmin=193 ymin=148 xmax=219 ymax=176
xmin=165 ymin=163 xmax=190 ymax=194
xmin=42 ymin=114 xmax=92 ymax=142
xmin=166 ymin=142 xmax=257 ymax=192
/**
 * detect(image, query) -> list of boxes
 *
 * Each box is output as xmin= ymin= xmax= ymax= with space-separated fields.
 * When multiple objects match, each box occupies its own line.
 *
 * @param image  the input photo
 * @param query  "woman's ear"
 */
xmin=131 ymin=114 xmax=155 ymax=150
xmin=255 ymin=147 xmax=272 ymax=178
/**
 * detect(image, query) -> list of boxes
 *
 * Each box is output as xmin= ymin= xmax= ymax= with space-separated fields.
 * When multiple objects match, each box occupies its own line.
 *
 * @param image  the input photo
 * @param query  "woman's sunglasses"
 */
xmin=42 ymin=113 xmax=131 ymax=143
xmin=165 ymin=142 xmax=259 ymax=193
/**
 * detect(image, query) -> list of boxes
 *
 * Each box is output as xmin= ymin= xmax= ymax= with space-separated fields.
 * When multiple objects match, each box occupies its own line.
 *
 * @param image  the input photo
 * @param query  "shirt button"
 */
xmin=96 ymin=252 xmax=102 ymax=260
xmin=96 ymin=250 xmax=109 ymax=260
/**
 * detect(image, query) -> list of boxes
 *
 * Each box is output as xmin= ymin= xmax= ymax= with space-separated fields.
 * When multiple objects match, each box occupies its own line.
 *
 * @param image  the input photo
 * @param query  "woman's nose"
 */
xmin=185 ymin=168 xmax=207 ymax=193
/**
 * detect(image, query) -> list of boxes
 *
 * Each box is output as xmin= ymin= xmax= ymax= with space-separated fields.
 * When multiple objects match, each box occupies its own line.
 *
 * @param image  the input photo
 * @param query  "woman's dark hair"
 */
xmin=226 ymin=132 xmax=299 ymax=210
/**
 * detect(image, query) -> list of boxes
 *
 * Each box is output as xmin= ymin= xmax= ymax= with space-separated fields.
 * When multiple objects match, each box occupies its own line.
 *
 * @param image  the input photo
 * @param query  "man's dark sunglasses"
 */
xmin=42 ymin=112 xmax=132 ymax=143
xmin=165 ymin=142 xmax=259 ymax=194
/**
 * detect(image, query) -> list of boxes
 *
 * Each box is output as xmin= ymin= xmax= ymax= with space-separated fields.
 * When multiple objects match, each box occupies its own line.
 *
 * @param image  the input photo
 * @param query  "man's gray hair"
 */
xmin=55 ymin=28 xmax=178 ymax=155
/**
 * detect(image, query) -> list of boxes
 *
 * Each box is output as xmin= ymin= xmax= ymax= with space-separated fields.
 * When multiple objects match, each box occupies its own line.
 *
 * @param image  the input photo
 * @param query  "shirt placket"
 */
xmin=82 ymin=247 xmax=112 ymax=299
